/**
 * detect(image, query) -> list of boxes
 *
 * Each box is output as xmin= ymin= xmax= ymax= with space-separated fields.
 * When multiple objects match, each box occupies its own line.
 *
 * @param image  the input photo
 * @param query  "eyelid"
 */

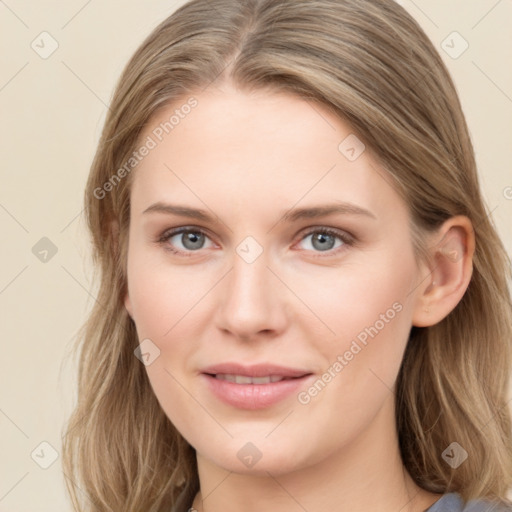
xmin=157 ymin=225 xmax=213 ymax=242
xmin=156 ymin=225 xmax=217 ymax=256
xmin=156 ymin=225 xmax=355 ymax=257
xmin=297 ymin=226 xmax=355 ymax=245
xmin=293 ymin=226 xmax=355 ymax=257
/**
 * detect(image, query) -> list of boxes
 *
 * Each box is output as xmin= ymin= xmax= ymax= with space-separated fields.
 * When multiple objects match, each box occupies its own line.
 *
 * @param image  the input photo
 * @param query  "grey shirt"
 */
xmin=427 ymin=493 xmax=512 ymax=512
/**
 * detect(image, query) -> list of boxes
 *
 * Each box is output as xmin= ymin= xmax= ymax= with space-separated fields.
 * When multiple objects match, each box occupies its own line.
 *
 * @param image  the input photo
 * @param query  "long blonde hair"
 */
xmin=62 ymin=0 xmax=512 ymax=510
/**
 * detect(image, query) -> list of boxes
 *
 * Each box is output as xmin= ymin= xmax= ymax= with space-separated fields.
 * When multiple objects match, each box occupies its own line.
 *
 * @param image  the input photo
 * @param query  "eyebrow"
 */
xmin=142 ymin=201 xmax=377 ymax=222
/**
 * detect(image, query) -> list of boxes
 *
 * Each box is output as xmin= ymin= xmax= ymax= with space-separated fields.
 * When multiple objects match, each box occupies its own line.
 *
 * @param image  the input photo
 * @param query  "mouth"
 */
xmin=207 ymin=373 xmax=304 ymax=384
xmin=201 ymin=362 xmax=311 ymax=379
xmin=200 ymin=363 xmax=314 ymax=409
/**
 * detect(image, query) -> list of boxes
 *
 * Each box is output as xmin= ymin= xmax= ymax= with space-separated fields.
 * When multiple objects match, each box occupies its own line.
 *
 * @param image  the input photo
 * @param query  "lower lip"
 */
xmin=201 ymin=374 xmax=313 ymax=410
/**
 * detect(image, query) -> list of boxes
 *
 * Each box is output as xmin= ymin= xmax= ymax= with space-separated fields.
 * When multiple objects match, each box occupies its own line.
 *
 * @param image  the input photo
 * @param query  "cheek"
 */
xmin=126 ymin=254 xmax=207 ymax=439
xmin=300 ymin=254 xmax=415 ymax=346
xmin=126 ymin=244 xmax=202 ymax=338
xmin=298 ymin=253 xmax=417 ymax=400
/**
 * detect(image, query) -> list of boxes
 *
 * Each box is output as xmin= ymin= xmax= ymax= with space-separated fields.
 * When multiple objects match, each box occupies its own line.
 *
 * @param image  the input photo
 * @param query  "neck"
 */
xmin=190 ymin=396 xmax=442 ymax=512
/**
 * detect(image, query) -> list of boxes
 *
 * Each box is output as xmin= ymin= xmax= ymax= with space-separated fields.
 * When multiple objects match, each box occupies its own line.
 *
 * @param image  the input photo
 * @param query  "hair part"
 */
xmin=62 ymin=1 xmax=512 ymax=510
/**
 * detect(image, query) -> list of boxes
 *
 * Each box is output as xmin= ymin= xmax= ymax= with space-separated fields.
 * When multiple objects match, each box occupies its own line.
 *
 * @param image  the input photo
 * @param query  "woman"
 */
xmin=62 ymin=0 xmax=512 ymax=511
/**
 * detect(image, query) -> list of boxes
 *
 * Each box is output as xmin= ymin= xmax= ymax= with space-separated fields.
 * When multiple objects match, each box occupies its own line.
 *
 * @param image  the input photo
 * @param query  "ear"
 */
xmin=412 ymin=215 xmax=475 ymax=327
xmin=124 ymin=291 xmax=134 ymax=319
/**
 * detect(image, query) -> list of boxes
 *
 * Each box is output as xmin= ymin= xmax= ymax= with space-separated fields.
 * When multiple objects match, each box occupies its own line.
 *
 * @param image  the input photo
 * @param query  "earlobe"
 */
xmin=124 ymin=294 xmax=133 ymax=319
xmin=412 ymin=216 xmax=475 ymax=327
xmin=112 ymin=219 xmax=133 ymax=320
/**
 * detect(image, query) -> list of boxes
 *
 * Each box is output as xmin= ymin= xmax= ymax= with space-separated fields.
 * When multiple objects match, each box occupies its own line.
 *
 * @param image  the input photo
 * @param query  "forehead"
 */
xmin=129 ymin=86 xmax=403 ymax=222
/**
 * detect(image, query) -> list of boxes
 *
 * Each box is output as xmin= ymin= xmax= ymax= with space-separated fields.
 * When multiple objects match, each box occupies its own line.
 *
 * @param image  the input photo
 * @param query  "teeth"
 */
xmin=215 ymin=374 xmax=287 ymax=384
xmin=235 ymin=375 xmax=253 ymax=384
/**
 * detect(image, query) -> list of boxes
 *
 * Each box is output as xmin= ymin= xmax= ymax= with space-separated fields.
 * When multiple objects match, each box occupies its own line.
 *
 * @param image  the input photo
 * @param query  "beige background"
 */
xmin=0 ymin=0 xmax=511 ymax=510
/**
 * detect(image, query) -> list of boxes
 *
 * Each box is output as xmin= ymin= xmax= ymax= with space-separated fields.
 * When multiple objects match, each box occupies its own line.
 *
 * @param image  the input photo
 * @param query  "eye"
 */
xmin=158 ymin=227 xmax=214 ymax=255
xmin=296 ymin=227 xmax=353 ymax=255
xmin=157 ymin=226 xmax=354 ymax=257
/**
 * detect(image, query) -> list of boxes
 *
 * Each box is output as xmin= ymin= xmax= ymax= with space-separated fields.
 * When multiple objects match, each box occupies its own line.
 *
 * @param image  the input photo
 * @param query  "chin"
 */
xmin=194 ymin=434 xmax=319 ymax=477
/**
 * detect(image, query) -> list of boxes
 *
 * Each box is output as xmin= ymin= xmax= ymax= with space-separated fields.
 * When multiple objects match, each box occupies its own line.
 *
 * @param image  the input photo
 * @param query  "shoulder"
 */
xmin=428 ymin=493 xmax=512 ymax=512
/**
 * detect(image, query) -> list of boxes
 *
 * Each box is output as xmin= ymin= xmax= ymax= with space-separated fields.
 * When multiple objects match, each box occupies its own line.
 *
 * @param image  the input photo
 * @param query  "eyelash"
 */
xmin=156 ymin=226 xmax=355 ymax=258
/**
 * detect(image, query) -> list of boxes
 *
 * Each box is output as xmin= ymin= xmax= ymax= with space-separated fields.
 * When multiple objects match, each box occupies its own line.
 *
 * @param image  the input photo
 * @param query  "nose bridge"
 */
xmin=231 ymin=247 xmax=271 ymax=302
xmin=216 ymin=238 xmax=285 ymax=337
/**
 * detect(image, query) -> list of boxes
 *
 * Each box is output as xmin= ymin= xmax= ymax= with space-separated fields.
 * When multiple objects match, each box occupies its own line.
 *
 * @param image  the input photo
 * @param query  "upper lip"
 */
xmin=201 ymin=363 xmax=312 ymax=378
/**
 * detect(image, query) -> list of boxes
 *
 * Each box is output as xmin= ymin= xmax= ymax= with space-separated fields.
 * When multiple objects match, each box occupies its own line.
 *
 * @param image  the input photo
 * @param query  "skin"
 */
xmin=124 ymin=82 xmax=475 ymax=512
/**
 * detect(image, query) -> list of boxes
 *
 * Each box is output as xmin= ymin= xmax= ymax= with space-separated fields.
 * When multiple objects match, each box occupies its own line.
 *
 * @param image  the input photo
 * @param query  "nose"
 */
xmin=215 ymin=247 xmax=288 ymax=341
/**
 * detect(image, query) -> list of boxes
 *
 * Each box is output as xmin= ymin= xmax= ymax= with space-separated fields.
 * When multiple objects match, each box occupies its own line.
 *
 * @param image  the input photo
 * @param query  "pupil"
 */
xmin=313 ymin=233 xmax=334 ymax=251
xmin=184 ymin=232 xmax=203 ymax=249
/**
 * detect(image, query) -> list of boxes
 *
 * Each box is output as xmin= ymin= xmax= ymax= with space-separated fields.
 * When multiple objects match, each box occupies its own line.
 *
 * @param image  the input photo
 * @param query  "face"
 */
xmin=124 ymin=83 xmax=428 ymax=476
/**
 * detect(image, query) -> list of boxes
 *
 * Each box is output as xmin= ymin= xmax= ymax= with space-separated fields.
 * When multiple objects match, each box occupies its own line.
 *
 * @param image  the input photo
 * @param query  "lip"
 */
xmin=200 ymin=362 xmax=314 ymax=410
xmin=201 ymin=362 xmax=311 ymax=378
